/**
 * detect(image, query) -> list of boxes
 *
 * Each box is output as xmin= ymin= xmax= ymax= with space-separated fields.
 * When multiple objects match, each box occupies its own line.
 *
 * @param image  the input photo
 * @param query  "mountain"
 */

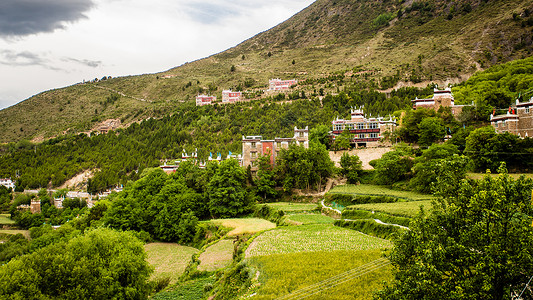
xmin=0 ymin=0 xmax=532 ymax=144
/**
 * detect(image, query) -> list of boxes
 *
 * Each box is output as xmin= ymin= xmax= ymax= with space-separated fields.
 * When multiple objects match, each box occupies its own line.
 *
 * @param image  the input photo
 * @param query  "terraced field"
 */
xmin=286 ymin=213 xmax=335 ymax=225
xmin=198 ymin=239 xmax=234 ymax=272
xmin=210 ymin=218 xmax=276 ymax=236
xmin=348 ymin=200 xmax=433 ymax=218
xmin=266 ymin=202 xmax=318 ymax=212
xmin=247 ymin=249 xmax=392 ymax=300
xmin=246 ymin=224 xmax=391 ymax=257
xmin=144 ymin=243 xmax=198 ymax=284
xmin=329 ymin=184 xmax=433 ymax=201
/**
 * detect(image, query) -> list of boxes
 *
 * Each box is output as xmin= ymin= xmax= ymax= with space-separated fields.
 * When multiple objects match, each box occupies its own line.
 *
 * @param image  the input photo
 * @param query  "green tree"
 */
xmin=418 ymin=117 xmax=445 ymax=147
xmin=340 ymin=153 xmax=362 ymax=184
xmin=332 ymin=128 xmax=352 ymax=150
xmin=256 ymin=153 xmax=278 ymax=201
xmin=207 ymin=159 xmax=255 ymax=218
xmin=0 ymin=228 xmax=153 ymax=299
xmin=377 ymin=167 xmax=533 ymax=299
xmin=410 ymin=143 xmax=462 ymax=193
xmin=374 ymin=147 xmax=413 ymax=185
xmin=310 ymin=125 xmax=332 ymax=148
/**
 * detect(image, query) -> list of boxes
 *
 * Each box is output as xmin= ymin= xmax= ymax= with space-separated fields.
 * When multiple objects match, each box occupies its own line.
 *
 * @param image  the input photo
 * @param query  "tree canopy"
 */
xmin=377 ymin=167 xmax=533 ymax=299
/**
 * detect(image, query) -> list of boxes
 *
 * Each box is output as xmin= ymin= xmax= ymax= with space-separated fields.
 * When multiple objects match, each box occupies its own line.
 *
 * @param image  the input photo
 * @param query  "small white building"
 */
xmin=0 ymin=178 xmax=15 ymax=190
xmin=268 ymin=78 xmax=297 ymax=91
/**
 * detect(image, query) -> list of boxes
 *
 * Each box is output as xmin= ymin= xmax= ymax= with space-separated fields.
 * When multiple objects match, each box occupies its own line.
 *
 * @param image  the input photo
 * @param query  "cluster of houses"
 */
xmin=490 ymin=97 xmax=533 ymax=138
xmin=196 ymin=78 xmax=298 ymax=106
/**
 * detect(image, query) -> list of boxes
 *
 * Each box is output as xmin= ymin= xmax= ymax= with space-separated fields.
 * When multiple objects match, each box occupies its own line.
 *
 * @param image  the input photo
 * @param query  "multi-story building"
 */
xmin=411 ymin=88 xmax=468 ymax=116
xmin=0 ymin=178 xmax=15 ymax=190
xmin=331 ymin=107 xmax=397 ymax=147
xmin=491 ymin=97 xmax=533 ymax=138
xmin=196 ymin=94 xmax=216 ymax=106
xmin=242 ymin=126 xmax=309 ymax=172
xmin=222 ymin=90 xmax=242 ymax=103
xmin=268 ymin=78 xmax=297 ymax=91
xmin=30 ymin=198 xmax=41 ymax=214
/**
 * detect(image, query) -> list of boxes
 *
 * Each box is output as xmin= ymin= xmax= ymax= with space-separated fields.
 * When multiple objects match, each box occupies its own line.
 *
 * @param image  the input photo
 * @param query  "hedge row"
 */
xmin=341 ymin=208 xmax=411 ymax=227
xmin=334 ymin=219 xmax=407 ymax=240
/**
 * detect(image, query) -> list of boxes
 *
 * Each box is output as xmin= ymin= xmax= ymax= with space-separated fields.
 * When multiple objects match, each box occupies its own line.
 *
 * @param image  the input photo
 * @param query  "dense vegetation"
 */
xmin=377 ymin=167 xmax=533 ymax=299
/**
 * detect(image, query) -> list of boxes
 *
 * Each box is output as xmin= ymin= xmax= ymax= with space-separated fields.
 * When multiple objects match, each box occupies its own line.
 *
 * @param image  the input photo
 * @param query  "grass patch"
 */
xmin=329 ymin=184 xmax=433 ymax=201
xmin=286 ymin=213 xmax=335 ymax=225
xmin=265 ymin=202 xmax=318 ymax=212
xmin=246 ymin=224 xmax=391 ymax=257
xmin=144 ymin=243 xmax=199 ymax=284
xmin=152 ymin=276 xmax=215 ymax=300
xmin=0 ymin=214 xmax=15 ymax=225
xmin=348 ymin=200 xmax=433 ymax=218
xmin=247 ymin=249 xmax=392 ymax=299
xmin=197 ymin=239 xmax=234 ymax=272
xmin=0 ymin=229 xmax=30 ymax=239
xmin=210 ymin=218 xmax=276 ymax=236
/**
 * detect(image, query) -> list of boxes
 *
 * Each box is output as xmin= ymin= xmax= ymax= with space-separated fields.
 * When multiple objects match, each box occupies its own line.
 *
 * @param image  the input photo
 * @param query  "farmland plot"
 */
xmin=348 ymin=200 xmax=433 ymax=218
xmin=248 ymin=249 xmax=392 ymax=300
xmin=210 ymin=218 xmax=276 ymax=236
xmin=197 ymin=239 xmax=234 ymax=271
xmin=144 ymin=243 xmax=198 ymax=284
xmin=329 ymin=184 xmax=433 ymax=201
xmin=286 ymin=213 xmax=335 ymax=225
xmin=246 ymin=224 xmax=391 ymax=257
xmin=266 ymin=202 xmax=318 ymax=212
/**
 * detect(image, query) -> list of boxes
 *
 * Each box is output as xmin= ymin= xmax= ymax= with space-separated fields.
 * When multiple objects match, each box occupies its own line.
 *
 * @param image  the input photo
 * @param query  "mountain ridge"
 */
xmin=0 ymin=0 xmax=532 ymax=144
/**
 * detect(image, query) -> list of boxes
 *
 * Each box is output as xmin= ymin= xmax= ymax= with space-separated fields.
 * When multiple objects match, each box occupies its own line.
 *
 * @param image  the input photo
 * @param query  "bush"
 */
xmin=252 ymin=204 xmax=285 ymax=225
xmin=325 ymin=193 xmax=398 ymax=206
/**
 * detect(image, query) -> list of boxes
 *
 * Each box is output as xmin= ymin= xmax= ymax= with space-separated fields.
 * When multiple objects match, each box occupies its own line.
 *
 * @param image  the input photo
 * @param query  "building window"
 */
xmin=335 ymin=124 xmax=343 ymax=131
xmin=299 ymin=132 xmax=304 ymax=137
xmin=251 ymin=142 xmax=256 ymax=148
xmin=526 ymin=107 xmax=530 ymax=114
xmin=370 ymin=123 xmax=378 ymax=129
xmin=276 ymin=142 xmax=281 ymax=149
xmin=251 ymin=152 xmax=257 ymax=159
xmin=357 ymin=123 xmax=364 ymax=130
xmin=359 ymin=134 xmax=365 ymax=139
xmin=370 ymin=133 xmax=378 ymax=138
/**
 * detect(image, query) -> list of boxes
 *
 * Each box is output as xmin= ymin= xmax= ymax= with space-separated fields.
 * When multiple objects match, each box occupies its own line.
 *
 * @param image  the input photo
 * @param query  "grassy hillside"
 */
xmin=0 ymin=0 xmax=532 ymax=143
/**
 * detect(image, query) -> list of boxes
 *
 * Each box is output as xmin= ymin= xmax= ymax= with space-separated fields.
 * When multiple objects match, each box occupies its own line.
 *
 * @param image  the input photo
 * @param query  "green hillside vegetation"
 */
xmin=0 ymin=0 xmax=532 ymax=143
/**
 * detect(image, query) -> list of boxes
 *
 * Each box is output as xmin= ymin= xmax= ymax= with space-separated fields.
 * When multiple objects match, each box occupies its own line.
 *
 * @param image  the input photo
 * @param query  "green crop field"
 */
xmin=197 ymin=239 xmax=234 ymax=272
xmin=246 ymin=224 xmax=391 ymax=257
xmin=286 ymin=213 xmax=335 ymax=225
xmin=348 ymin=200 xmax=433 ymax=218
xmin=266 ymin=202 xmax=318 ymax=212
xmin=210 ymin=218 xmax=276 ymax=236
xmin=247 ymin=249 xmax=392 ymax=300
xmin=144 ymin=243 xmax=198 ymax=284
xmin=152 ymin=277 xmax=215 ymax=300
xmin=0 ymin=214 xmax=15 ymax=225
xmin=329 ymin=184 xmax=433 ymax=201
xmin=467 ymin=172 xmax=533 ymax=180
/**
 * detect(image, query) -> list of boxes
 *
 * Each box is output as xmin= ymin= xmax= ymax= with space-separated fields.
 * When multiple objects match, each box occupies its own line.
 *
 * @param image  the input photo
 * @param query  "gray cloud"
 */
xmin=0 ymin=50 xmax=62 ymax=70
xmin=0 ymin=0 xmax=95 ymax=37
xmin=62 ymin=57 xmax=102 ymax=68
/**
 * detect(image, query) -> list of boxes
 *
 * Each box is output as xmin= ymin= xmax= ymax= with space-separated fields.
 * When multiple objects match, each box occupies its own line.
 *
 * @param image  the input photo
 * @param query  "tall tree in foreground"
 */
xmin=0 ymin=228 xmax=152 ymax=299
xmin=376 ymin=165 xmax=533 ymax=300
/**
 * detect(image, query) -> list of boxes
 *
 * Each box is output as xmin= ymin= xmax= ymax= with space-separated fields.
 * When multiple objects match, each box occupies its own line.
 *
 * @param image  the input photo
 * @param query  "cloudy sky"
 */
xmin=0 ymin=0 xmax=314 ymax=110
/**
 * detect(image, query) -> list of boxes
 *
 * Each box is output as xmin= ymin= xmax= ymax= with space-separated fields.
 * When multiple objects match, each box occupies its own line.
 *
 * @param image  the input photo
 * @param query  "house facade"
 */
xmin=222 ymin=90 xmax=242 ymax=103
xmin=242 ymin=126 xmax=309 ymax=172
xmin=491 ymin=97 xmax=533 ymax=138
xmin=411 ymin=88 xmax=468 ymax=116
xmin=196 ymin=94 xmax=216 ymax=106
xmin=268 ymin=78 xmax=297 ymax=91
xmin=331 ymin=107 xmax=397 ymax=147
xmin=0 ymin=178 xmax=15 ymax=190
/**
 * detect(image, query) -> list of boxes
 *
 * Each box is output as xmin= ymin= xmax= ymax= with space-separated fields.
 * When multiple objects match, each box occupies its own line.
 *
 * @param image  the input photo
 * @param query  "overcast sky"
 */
xmin=0 ymin=0 xmax=314 ymax=110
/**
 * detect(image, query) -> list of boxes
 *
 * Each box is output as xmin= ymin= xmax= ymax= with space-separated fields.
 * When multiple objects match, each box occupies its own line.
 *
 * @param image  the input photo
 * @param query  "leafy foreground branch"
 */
xmin=376 ymin=166 xmax=533 ymax=300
